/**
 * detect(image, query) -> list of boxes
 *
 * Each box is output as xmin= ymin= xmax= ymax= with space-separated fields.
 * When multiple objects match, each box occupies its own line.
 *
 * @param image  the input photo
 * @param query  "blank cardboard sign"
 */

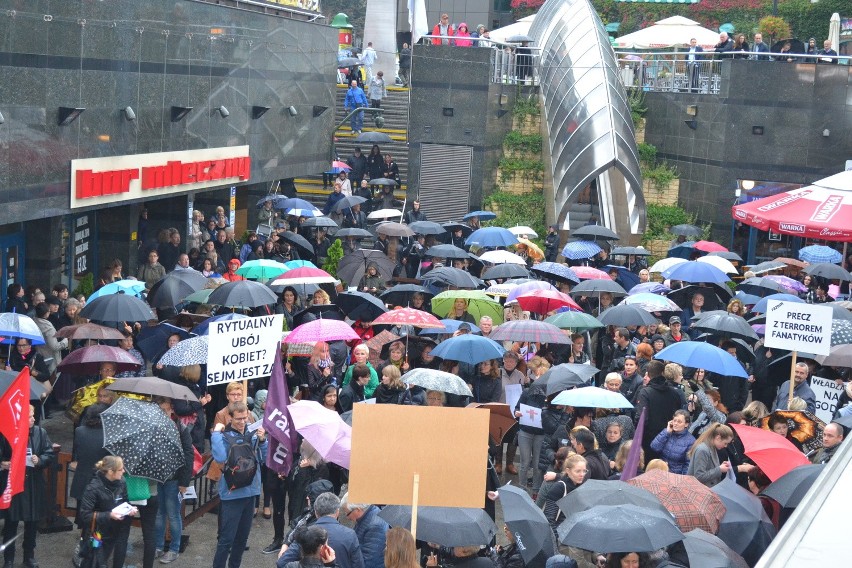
xmin=348 ymin=404 xmax=490 ymax=508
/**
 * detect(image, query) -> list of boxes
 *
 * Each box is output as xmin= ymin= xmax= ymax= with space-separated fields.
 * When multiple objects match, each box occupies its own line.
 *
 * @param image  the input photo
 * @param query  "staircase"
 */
xmin=294 ymin=85 xmax=410 ymax=208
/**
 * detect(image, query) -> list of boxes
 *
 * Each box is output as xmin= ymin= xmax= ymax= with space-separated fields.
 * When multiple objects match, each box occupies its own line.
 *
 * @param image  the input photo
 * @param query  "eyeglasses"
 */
xmin=231 ymin=416 xmax=248 ymax=422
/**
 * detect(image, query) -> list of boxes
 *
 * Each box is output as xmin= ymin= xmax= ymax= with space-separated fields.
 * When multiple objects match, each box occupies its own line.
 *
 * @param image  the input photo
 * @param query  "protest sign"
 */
xmin=764 ymin=300 xmax=832 ymax=356
xmin=519 ymin=403 xmax=542 ymax=428
xmin=207 ymin=314 xmax=283 ymax=385
xmin=348 ymin=404 xmax=488 ymax=508
xmin=810 ymin=375 xmax=843 ymax=424
xmin=505 ymin=384 xmax=522 ymax=413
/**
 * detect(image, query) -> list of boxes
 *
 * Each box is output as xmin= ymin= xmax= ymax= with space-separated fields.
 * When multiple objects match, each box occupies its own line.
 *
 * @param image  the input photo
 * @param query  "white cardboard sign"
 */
xmin=810 ymin=375 xmax=843 ymax=424
xmin=207 ymin=314 xmax=283 ymax=385
xmin=764 ymin=300 xmax=832 ymax=356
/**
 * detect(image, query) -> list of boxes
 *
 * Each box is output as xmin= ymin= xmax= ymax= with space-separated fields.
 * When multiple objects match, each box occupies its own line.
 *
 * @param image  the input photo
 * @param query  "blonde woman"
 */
xmin=374 ymin=364 xmax=405 ymax=404
xmin=687 ymin=423 xmax=734 ymax=487
xmin=78 ymin=456 xmax=137 ymax=568
xmin=542 ymin=454 xmax=587 ymax=538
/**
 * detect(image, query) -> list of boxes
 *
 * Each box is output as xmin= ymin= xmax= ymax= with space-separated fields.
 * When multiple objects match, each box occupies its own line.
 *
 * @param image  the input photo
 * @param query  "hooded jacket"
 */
xmin=222 ymin=258 xmax=245 ymax=281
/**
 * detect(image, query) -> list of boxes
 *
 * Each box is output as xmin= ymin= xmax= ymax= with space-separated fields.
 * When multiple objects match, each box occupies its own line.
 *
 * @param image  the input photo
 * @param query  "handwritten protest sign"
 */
xmin=810 ymin=376 xmax=843 ymax=424
xmin=207 ymin=314 xmax=283 ymax=385
xmin=764 ymin=300 xmax=832 ymax=356
xmin=519 ymin=403 xmax=542 ymax=428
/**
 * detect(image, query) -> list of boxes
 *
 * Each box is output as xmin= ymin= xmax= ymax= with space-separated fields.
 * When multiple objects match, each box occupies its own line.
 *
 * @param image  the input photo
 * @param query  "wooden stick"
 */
xmin=243 ymin=379 xmax=248 ymax=403
xmin=788 ymin=351 xmax=798 ymax=407
xmin=411 ymin=473 xmax=420 ymax=540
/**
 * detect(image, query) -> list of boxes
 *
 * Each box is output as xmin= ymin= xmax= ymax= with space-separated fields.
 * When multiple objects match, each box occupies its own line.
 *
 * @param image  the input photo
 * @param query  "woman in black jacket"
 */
xmin=78 ymin=456 xmax=138 ymax=568
xmin=71 ymin=404 xmax=110 ymax=510
xmin=366 ymin=145 xmax=384 ymax=182
xmin=543 ymin=454 xmax=588 ymax=540
xmin=470 ymin=359 xmax=501 ymax=403
xmin=7 ymin=337 xmax=51 ymax=422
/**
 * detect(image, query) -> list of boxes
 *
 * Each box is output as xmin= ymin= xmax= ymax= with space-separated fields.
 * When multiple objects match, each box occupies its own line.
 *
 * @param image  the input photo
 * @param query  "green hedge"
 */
xmin=484 ymin=191 xmax=547 ymax=245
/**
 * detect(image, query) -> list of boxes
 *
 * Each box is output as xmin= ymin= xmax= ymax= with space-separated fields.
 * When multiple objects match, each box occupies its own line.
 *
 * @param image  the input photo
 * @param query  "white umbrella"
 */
xmin=479 ymin=250 xmax=527 ymax=265
xmin=615 ymin=16 xmax=719 ymax=50
xmin=696 ymin=255 xmax=738 ymax=274
xmin=489 ymin=14 xmax=537 ymax=44
xmin=829 ymin=13 xmax=841 ymax=59
xmin=508 ymin=225 xmax=539 ymax=238
xmin=367 ymin=208 xmax=403 ymax=220
xmin=649 ymin=257 xmax=686 ymax=273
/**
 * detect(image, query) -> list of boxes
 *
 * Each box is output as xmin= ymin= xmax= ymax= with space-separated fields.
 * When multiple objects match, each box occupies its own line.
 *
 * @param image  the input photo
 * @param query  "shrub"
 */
xmin=323 ymin=239 xmax=344 ymax=281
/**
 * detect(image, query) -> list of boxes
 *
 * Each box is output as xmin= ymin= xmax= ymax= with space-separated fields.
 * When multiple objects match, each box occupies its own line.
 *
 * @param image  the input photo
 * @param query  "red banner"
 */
xmin=0 ymin=367 xmax=30 ymax=509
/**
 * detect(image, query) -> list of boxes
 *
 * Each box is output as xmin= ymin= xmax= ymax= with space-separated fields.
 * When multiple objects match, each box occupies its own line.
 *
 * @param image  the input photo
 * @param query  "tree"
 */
xmin=759 ymin=15 xmax=792 ymax=45
xmin=323 ymin=239 xmax=344 ymax=280
xmin=511 ymin=0 xmax=545 ymax=20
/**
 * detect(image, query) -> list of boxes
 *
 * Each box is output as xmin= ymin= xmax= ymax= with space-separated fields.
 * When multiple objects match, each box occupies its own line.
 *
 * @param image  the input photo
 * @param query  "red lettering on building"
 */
xmin=140 ymin=157 xmax=250 ymax=191
xmin=76 ymin=168 xmax=139 ymax=199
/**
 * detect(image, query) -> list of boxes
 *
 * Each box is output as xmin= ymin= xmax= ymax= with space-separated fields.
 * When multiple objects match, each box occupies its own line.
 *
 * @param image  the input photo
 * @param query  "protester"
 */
xmin=687 ymin=423 xmax=733 ymax=487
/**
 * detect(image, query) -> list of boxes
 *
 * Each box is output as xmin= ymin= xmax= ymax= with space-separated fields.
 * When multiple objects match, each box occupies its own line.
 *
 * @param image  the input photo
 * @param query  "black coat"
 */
xmin=8 ymin=348 xmax=50 ymax=383
xmin=583 ymin=449 xmax=612 ymax=480
xmin=338 ymin=381 xmax=365 ymax=412
xmin=78 ymin=472 xmax=131 ymax=537
xmin=470 ymin=375 xmax=501 ymax=404
xmin=0 ymin=425 xmax=54 ymax=521
xmin=71 ymin=424 xmax=109 ymax=500
xmin=634 ymin=376 xmax=686 ymax=459
xmin=517 ymin=383 xmax=547 ymax=434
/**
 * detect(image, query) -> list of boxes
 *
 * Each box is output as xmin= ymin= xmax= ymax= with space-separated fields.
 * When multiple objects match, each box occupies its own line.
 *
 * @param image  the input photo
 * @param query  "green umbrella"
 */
xmin=235 ymin=259 xmax=289 ymax=280
xmin=545 ymin=311 xmax=604 ymax=332
xmin=183 ymin=288 xmax=215 ymax=304
xmin=431 ymin=290 xmax=504 ymax=325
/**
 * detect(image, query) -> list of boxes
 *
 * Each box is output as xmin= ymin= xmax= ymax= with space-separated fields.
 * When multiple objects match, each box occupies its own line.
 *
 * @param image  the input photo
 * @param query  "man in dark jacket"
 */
xmin=340 ymin=495 xmax=389 ymax=568
xmin=277 ymin=492 xmax=365 ymax=568
xmin=634 ymin=360 xmax=687 ymax=461
xmin=346 ymin=147 xmax=368 ymax=185
xmin=570 ymin=427 xmax=611 ymax=480
xmin=544 ymin=225 xmax=560 ymax=262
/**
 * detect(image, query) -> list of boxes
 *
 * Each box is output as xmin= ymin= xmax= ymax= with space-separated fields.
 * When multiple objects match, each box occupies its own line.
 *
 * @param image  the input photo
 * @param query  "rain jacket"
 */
xmin=650 ymin=428 xmax=696 ymax=474
xmin=222 ymin=259 xmax=245 ymax=282
xmin=352 ymin=505 xmax=389 ymax=568
xmin=211 ymin=425 xmax=267 ymax=500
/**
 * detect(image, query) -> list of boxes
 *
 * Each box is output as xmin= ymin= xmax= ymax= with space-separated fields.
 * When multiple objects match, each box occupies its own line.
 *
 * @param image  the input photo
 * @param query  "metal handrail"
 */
xmin=614 ymin=49 xmax=847 ymax=64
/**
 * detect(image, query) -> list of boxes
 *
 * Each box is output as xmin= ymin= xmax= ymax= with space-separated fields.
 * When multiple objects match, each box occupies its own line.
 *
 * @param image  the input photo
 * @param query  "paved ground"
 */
xmin=25 ymin=412 xmax=513 ymax=568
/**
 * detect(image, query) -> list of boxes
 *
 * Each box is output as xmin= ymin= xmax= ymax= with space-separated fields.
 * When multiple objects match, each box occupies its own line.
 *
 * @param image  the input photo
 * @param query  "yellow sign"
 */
xmin=258 ymin=0 xmax=321 ymax=13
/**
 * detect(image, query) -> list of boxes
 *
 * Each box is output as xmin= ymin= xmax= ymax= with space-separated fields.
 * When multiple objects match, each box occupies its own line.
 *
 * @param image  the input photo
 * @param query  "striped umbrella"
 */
xmin=489 ymin=320 xmax=572 ymax=344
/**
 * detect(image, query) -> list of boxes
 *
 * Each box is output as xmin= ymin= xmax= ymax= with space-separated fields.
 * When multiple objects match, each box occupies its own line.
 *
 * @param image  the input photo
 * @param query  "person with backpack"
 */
xmin=211 ymin=401 xmax=268 ymax=568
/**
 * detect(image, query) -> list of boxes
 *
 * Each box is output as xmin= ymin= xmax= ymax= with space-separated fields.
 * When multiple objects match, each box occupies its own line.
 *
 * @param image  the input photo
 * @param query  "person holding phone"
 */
xmin=279 ymin=525 xmax=336 ymax=568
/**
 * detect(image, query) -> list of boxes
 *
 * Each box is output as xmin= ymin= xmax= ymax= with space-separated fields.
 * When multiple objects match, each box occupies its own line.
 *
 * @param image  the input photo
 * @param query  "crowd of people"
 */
xmin=1 ymin=195 xmax=851 ymax=568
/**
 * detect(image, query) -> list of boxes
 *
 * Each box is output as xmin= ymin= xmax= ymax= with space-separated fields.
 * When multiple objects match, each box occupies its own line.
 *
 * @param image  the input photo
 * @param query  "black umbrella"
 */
xmin=598 ymin=304 xmax=658 ymax=327
xmin=101 ymin=397 xmax=183 ymax=483
xmin=337 ymin=57 xmax=361 ymax=67
xmin=336 ymin=291 xmax=388 ymax=322
xmin=670 ymin=224 xmax=703 ymax=237
xmin=409 ymin=221 xmax=446 ymax=236
xmin=735 ymin=277 xmax=785 ymax=297
xmin=421 ymin=267 xmax=481 ymax=289
xmin=279 ymin=231 xmax=315 ymax=259
xmin=770 ymin=38 xmax=805 ymax=54
xmin=302 ymin=216 xmax=339 ymax=229
xmin=557 ymin=504 xmax=684 ymax=553
xmin=482 ymin=264 xmax=530 ymax=280
xmin=331 ymin=195 xmax=368 ymax=213
xmin=378 ymin=505 xmax=496 ymax=547
xmin=0 ymin=369 xmax=47 ymax=400
xmin=135 ymin=322 xmax=193 ymax=361
xmin=804 ymin=262 xmax=852 ymax=282
xmin=570 ymin=225 xmax=620 ymax=240
xmin=667 ymin=285 xmax=729 ymax=312
xmin=338 ymin=250 xmax=396 ymax=286
xmin=570 ymin=279 xmax=627 ymax=297
xmin=761 ymin=463 xmax=825 ymax=508
xmin=499 ymin=483 xmax=557 ymax=567
xmin=559 ymin=479 xmax=669 ymax=516
xmin=441 ymin=222 xmax=474 ymax=237
xmin=381 ymin=284 xmax=434 ymax=307
xmin=368 ymin=178 xmax=397 ymax=186
xmin=691 ymin=313 xmax=759 ymax=342
xmin=537 ymin=363 xmax=599 ymax=396
xmin=208 ymin=280 xmax=278 ymax=308
xmin=711 ymin=478 xmax=777 ymax=566
xmin=683 ymin=529 xmax=749 ymax=568
xmin=611 ymin=246 xmax=651 ymax=257
xmin=292 ymin=305 xmax=345 ymax=328
xmin=80 ymin=291 xmax=155 ymax=323
xmin=426 ymin=244 xmax=470 ymax=260
xmin=147 ymin=269 xmax=209 ymax=310
xmin=334 ymin=228 xmax=373 ymax=239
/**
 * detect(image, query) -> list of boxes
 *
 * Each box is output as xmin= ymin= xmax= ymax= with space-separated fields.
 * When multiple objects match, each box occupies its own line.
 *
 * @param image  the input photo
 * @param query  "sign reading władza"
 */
xmin=70 ymin=146 xmax=250 ymax=208
xmin=207 ymin=314 xmax=283 ymax=386
xmin=764 ymin=300 xmax=833 ymax=356
xmin=348 ymin=405 xmax=489 ymax=508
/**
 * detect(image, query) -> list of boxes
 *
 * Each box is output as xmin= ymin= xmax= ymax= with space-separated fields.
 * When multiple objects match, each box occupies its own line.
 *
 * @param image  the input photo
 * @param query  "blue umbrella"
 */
xmin=666 ymin=261 xmax=731 ymax=285
xmin=654 ymin=342 xmax=748 ymax=378
xmin=605 ymin=265 xmax=641 ymax=290
xmin=285 ymin=207 xmax=323 ymax=217
xmin=667 ymin=241 xmax=698 ymax=259
xmin=530 ymin=262 xmax=580 ymax=285
xmin=274 ymin=197 xmax=317 ymax=211
xmin=628 ymin=282 xmax=671 ymax=295
xmin=136 ymin=323 xmax=194 ymax=361
xmin=88 ymin=279 xmax=146 ymax=301
xmin=284 ymin=260 xmax=318 ymax=270
xmin=191 ymin=313 xmax=250 ymax=336
xmin=752 ymin=293 xmax=804 ymax=314
xmin=420 ymin=319 xmax=481 ymax=335
xmin=0 ymin=313 xmax=45 ymax=345
xmin=733 ymin=291 xmax=762 ymax=306
xmin=798 ymin=245 xmax=841 ymax=264
xmin=561 ymin=240 xmax=603 ymax=260
xmin=463 ymin=210 xmax=497 ymax=221
xmin=429 ymin=334 xmax=505 ymax=365
xmin=465 ymin=227 xmax=518 ymax=248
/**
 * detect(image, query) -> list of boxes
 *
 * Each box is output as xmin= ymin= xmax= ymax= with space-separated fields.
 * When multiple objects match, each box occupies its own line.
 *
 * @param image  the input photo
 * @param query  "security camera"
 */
xmin=122 ymin=106 xmax=136 ymax=121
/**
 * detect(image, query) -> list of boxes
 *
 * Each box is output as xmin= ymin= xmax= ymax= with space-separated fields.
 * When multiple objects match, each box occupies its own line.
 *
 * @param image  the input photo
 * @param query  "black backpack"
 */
xmin=222 ymin=430 xmax=258 ymax=490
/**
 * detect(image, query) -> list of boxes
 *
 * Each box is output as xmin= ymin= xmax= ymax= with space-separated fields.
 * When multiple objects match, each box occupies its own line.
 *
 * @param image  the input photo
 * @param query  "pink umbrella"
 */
xmin=285 ymin=319 xmax=361 ymax=343
xmin=505 ymin=281 xmax=557 ymax=304
xmin=373 ymin=307 xmax=444 ymax=329
xmin=516 ymin=289 xmax=583 ymax=314
xmin=331 ymin=161 xmax=351 ymax=170
xmin=572 ymin=266 xmax=612 ymax=280
xmin=271 ymin=267 xmax=336 ymax=286
xmin=764 ymin=275 xmax=807 ymax=294
xmin=694 ymin=240 xmax=728 ymax=253
xmin=288 ymin=400 xmax=351 ymax=469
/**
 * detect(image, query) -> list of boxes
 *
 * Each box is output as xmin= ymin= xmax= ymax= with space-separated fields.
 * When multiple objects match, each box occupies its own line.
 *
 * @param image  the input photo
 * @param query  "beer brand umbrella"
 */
xmin=557 ymin=504 xmax=684 ymax=553
xmin=627 ymin=470 xmax=727 ymax=533
xmin=378 ymin=506 xmax=496 ymax=547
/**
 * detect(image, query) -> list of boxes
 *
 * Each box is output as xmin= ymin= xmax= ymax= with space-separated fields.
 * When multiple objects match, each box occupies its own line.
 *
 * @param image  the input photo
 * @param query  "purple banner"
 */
xmin=263 ymin=348 xmax=297 ymax=476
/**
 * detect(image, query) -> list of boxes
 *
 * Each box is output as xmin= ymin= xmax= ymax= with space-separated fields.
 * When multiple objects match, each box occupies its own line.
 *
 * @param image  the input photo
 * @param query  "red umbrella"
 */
xmin=627 ymin=469 xmax=726 ymax=534
xmin=57 ymin=345 xmax=143 ymax=375
xmin=572 ymin=266 xmax=611 ymax=280
xmin=729 ymin=423 xmax=810 ymax=482
xmin=515 ymin=290 xmax=583 ymax=315
xmin=373 ymin=307 xmax=444 ymax=329
xmin=694 ymin=240 xmax=728 ymax=253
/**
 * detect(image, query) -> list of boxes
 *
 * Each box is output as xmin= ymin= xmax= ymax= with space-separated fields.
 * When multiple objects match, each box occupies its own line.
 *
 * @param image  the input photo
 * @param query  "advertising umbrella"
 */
xmin=207 ymin=280 xmax=277 ymax=308
xmin=337 ymin=250 xmax=396 ymax=286
xmin=530 ymin=262 xmax=580 ymax=285
xmin=107 ymin=376 xmax=198 ymax=402
xmin=665 ymin=262 xmax=730 ymax=285
xmin=516 ymin=290 xmax=582 ymax=314
xmin=78 ymin=292 xmax=153 ymax=323
xmin=235 ymin=259 xmax=289 ymax=280
xmin=489 ymin=320 xmax=571 ymax=344
xmin=670 ymin=224 xmax=703 ymax=237
xmin=557 ymin=504 xmax=684 ymax=553
xmin=420 ymin=319 xmax=481 ymax=336
xmin=335 ymin=291 xmax=387 ymax=322
xmin=654 ymin=342 xmax=748 ymax=378
xmin=536 ymin=363 xmax=600 ymax=396
xmin=467 ymin=403 xmax=517 ymax=445
xmin=380 ymin=284 xmax=433 ymax=307
xmin=463 ymin=210 xmax=497 ymax=221
xmin=482 ymin=264 xmax=529 ymax=280
xmin=544 ymin=311 xmax=604 ymax=332
xmin=425 ymin=244 xmax=469 ymax=260
xmin=571 ymin=266 xmax=612 ymax=281
xmin=288 ymin=400 xmax=351 ymax=468
xmin=430 ymin=334 xmax=505 ymax=365
xmin=55 ymin=323 xmax=125 ymax=342
xmin=682 ymin=529 xmax=749 ymax=568
xmin=479 ymin=250 xmax=527 ymax=265
xmin=551 ymin=387 xmax=633 ymax=409
xmin=761 ymin=464 xmax=825 ymax=508
xmin=147 ymin=270 xmax=209 ymax=309
xmin=711 ymin=478 xmax=777 ymax=565
xmin=401 ymin=368 xmax=473 ymax=397
xmin=803 ymin=262 xmax=852 ymax=282
xmin=751 ymin=293 xmax=803 ymax=313
xmin=57 ymin=345 xmax=143 ymax=375
xmin=157 ymin=335 xmax=209 ymax=367
xmin=559 ymin=480 xmax=668 ymax=516
xmin=431 ymin=290 xmax=503 ymax=324
xmin=570 ymin=225 xmax=620 ymax=240
xmin=378 ymin=506 xmax=496 ymax=547
xmin=729 ymin=424 xmax=810 ymax=482
xmin=598 ymin=305 xmax=658 ymax=327
xmin=798 ymin=245 xmax=842 ymax=264
xmin=499 ymin=483 xmax=557 ymax=566
xmin=286 ymin=319 xmax=360 ymax=344
xmin=0 ymin=369 xmax=47 ymax=401
xmin=561 ymin=240 xmax=603 ymax=260
xmin=627 ymin=470 xmax=727 ymax=533
xmin=650 ymin=257 xmax=686 ymax=274
xmin=135 ymin=322 xmax=193 ymax=361
xmin=88 ymin=279 xmax=146 ymax=301
xmin=101 ymin=397 xmax=183 ymax=482
xmin=408 ymin=221 xmax=446 ymax=236
xmin=375 ymin=222 xmax=415 ymax=238
xmin=373 ymin=307 xmax=444 ymax=329
xmin=691 ymin=313 xmax=759 ymax=342
xmin=466 ymin=227 xmax=518 ymax=248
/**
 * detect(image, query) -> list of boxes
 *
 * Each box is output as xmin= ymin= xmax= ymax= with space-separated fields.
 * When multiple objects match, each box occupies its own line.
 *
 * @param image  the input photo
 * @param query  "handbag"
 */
xmin=73 ymin=516 xmax=101 ymax=568
xmin=125 ymin=474 xmax=151 ymax=502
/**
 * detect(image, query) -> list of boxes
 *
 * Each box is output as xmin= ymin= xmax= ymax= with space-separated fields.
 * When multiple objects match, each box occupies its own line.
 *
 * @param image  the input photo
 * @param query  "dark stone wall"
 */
xmin=644 ymin=59 xmax=852 ymax=241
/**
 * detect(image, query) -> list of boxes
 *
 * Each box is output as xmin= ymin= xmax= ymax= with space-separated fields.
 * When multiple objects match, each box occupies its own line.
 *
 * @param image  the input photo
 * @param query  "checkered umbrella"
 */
xmin=561 ymin=240 xmax=603 ymax=260
xmin=101 ymin=397 xmax=183 ymax=482
xmin=627 ymin=470 xmax=727 ymax=533
xmin=798 ymin=245 xmax=842 ymax=264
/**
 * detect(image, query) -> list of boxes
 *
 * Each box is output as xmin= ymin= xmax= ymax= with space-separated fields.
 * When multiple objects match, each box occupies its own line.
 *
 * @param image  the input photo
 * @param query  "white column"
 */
xmin=364 ymin=0 xmax=398 ymax=83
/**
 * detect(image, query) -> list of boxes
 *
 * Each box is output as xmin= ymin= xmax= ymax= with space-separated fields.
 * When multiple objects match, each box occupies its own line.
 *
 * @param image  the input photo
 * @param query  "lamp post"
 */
xmin=330 ymin=108 xmax=387 ymax=161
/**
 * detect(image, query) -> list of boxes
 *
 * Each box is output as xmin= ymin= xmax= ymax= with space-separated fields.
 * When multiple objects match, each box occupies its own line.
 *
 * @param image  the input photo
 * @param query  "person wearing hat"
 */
xmin=662 ymin=316 xmax=689 ymax=346
xmin=544 ymin=224 xmax=560 ymax=262
xmin=222 ymin=258 xmax=245 ymax=282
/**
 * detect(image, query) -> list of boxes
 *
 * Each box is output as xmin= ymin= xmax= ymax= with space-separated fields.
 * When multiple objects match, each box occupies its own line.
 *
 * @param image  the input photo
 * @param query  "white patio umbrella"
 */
xmin=829 ymin=13 xmax=840 ymax=58
xmin=614 ymin=16 xmax=719 ymax=50
xmin=489 ymin=14 xmax=537 ymax=43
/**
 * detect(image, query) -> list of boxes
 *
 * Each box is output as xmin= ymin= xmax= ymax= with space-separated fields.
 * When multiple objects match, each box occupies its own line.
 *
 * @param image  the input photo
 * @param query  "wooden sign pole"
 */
xmin=787 ymin=351 xmax=798 ymax=407
xmin=411 ymin=473 xmax=420 ymax=540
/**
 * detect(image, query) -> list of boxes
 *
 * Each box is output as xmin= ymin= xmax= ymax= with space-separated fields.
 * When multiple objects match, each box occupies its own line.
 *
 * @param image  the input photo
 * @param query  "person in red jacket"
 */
xmin=431 ymin=13 xmax=454 ymax=45
xmin=222 ymin=258 xmax=245 ymax=281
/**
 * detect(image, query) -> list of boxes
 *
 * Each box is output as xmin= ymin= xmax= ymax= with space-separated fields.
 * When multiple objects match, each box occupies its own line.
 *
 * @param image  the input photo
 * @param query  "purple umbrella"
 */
xmin=506 ymin=281 xmax=557 ymax=303
xmin=764 ymin=275 xmax=807 ymax=294
xmin=628 ymin=282 xmax=671 ymax=295
xmin=288 ymin=400 xmax=351 ymax=469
